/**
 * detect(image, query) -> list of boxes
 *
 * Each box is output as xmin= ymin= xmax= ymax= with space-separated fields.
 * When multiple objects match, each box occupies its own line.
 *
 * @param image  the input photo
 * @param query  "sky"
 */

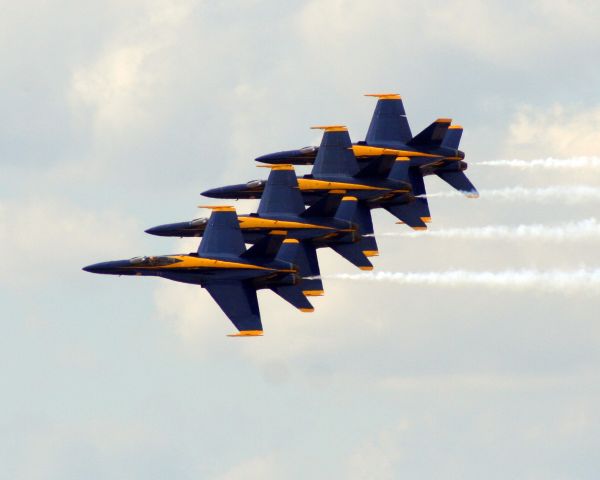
xmin=1 ymin=0 xmax=600 ymax=478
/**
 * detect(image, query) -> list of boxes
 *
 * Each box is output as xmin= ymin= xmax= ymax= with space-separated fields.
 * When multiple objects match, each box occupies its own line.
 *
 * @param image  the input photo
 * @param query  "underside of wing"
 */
xmin=203 ymin=281 xmax=263 ymax=336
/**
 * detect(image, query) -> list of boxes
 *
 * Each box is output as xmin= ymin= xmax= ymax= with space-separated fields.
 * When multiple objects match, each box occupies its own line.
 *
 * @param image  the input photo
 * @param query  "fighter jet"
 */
xmin=83 ymin=206 xmax=313 ymax=336
xmin=202 ymin=125 xmax=416 ymax=256
xmin=146 ymin=164 xmax=373 ymax=297
xmin=253 ymin=93 xmax=479 ymax=225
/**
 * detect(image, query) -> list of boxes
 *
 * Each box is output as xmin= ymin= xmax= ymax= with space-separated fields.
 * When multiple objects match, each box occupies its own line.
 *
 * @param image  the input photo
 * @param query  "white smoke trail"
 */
xmin=317 ymin=269 xmax=600 ymax=293
xmin=477 ymin=157 xmax=600 ymax=169
xmin=422 ymin=185 xmax=600 ymax=203
xmin=376 ymin=218 xmax=600 ymax=241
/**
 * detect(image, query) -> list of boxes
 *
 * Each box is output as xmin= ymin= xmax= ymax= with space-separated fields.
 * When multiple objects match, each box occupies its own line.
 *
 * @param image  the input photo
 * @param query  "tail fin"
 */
xmin=295 ymin=242 xmax=323 ymax=296
xmin=241 ymin=231 xmax=287 ymax=261
xmin=311 ymin=126 xmax=359 ymax=177
xmin=442 ymin=125 xmax=463 ymax=150
xmin=301 ymin=193 xmax=344 ymax=218
xmin=271 ymin=285 xmax=314 ymax=312
xmin=334 ymin=196 xmax=358 ymax=222
xmin=354 ymin=201 xmax=378 ymax=257
xmin=276 ymin=240 xmax=323 ymax=296
xmin=364 ymin=94 xmax=412 ymax=144
xmin=197 ymin=206 xmax=246 ymax=256
xmin=408 ymin=118 xmax=451 ymax=148
xmin=257 ymin=165 xmax=305 ymax=215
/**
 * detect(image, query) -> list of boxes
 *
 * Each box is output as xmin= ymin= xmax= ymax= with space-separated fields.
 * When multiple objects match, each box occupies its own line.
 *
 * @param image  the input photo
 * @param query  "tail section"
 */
xmin=354 ymin=201 xmax=378 ymax=257
xmin=436 ymin=171 xmax=479 ymax=198
xmin=385 ymin=203 xmax=428 ymax=230
xmin=330 ymin=243 xmax=373 ymax=271
xmin=364 ymin=94 xmax=412 ymax=144
xmin=334 ymin=195 xmax=358 ymax=222
xmin=442 ymin=125 xmax=463 ymax=150
xmin=257 ymin=165 xmax=305 ymax=216
xmin=271 ymin=285 xmax=314 ymax=312
xmin=276 ymin=239 xmax=323 ymax=296
xmin=311 ymin=126 xmax=359 ymax=177
xmin=197 ymin=206 xmax=246 ymax=256
xmin=408 ymin=118 xmax=451 ymax=148
xmin=241 ymin=231 xmax=287 ymax=261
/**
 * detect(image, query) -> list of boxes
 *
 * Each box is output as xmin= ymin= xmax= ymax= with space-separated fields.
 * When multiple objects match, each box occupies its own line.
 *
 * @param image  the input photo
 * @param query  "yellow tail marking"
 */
xmin=421 ymin=217 xmax=432 ymax=223
xmin=256 ymin=164 xmax=295 ymax=171
xmin=412 ymin=226 xmax=428 ymax=231
xmin=197 ymin=205 xmax=235 ymax=212
xmin=342 ymin=196 xmax=358 ymax=201
xmin=359 ymin=266 xmax=374 ymax=271
xmin=436 ymin=118 xmax=452 ymax=123
xmin=363 ymin=250 xmax=379 ymax=257
xmin=448 ymin=125 xmax=463 ymax=130
xmin=227 ymin=330 xmax=263 ymax=337
xmin=310 ymin=125 xmax=347 ymax=132
xmin=299 ymin=308 xmax=315 ymax=313
xmin=283 ymin=238 xmax=299 ymax=244
xmin=303 ymin=290 xmax=324 ymax=296
xmin=364 ymin=93 xmax=401 ymax=100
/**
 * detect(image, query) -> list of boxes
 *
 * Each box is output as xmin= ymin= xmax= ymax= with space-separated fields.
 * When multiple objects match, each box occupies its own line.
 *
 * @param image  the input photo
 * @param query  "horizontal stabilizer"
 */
xmin=365 ymin=94 xmax=412 ymax=144
xmin=271 ymin=285 xmax=314 ymax=312
xmin=436 ymin=171 xmax=479 ymax=197
xmin=330 ymin=243 xmax=373 ymax=270
xmin=385 ymin=203 xmax=428 ymax=230
xmin=204 ymin=281 xmax=262 ymax=334
xmin=301 ymin=193 xmax=344 ymax=218
xmin=197 ymin=207 xmax=246 ymax=256
xmin=441 ymin=125 xmax=463 ymax=150
xmin=257 ymin=165 xmax=305 ymax=215
xmin=311 ymin=126 xmax=360 ymax=177
xmin=408 ymin=118 xmax=451 ymax=148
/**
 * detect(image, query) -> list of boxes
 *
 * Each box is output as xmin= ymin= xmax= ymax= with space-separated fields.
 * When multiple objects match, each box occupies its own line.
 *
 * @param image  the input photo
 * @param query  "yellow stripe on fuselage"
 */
xmin=351 ymin=145 xmax=439 ymax=159
xmin=297 ymin=178 xmax=404 ymax=193
xmin=135 ymin=256 xmax=285 ymax=272
xmin=237 ymin=215 xmax=334 ymax=230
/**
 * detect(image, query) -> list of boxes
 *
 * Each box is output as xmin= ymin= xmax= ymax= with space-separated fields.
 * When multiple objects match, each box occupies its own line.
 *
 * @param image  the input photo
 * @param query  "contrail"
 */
xmin=375 ymin=218 xmax=600 ymax=241
xmin=477 ymin=157 xmax=600 ymax=169
xmin=422 ymin=185 xmax=600 ymax=203
xmin=316 ymin=269 xmax=600 ymax=293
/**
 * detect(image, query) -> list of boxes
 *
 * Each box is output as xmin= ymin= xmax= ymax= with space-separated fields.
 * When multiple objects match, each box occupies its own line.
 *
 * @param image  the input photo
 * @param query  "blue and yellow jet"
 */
xmin=202 ymin=125 xmax=416 ymax=256
xmin=252 ymin=93 xmax=478 ymax=227
xmin=83 ymin=207 xmax=314 ymax=336
xmin=146 ymin=164 xmax=373 ymax=297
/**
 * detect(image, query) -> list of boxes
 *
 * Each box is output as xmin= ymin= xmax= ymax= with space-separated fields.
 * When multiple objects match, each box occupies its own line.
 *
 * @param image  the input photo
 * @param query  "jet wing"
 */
xmin=204 ymin=281 xmax=263 ymax=336
xmin=436 ymin=171 xmax=479 ymax=197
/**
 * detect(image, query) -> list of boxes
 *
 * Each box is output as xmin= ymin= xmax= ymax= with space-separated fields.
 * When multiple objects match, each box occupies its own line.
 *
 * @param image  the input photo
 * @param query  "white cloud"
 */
xmin=211 ymin=455 xmax=279 ymax=480
xmin=0 ymin=198 xmax=140 ymax=287
xmin=507 ymin=104 xmax=600 ymax=157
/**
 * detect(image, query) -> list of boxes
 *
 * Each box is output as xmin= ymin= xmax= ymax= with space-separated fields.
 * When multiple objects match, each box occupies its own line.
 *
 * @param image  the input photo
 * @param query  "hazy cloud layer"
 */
xmin=2 ymin=1 xmax=600 ymax=479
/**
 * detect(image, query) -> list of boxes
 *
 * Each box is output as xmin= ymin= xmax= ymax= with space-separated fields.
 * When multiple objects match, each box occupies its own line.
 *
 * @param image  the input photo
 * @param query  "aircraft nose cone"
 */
xmin=82 ymin=260 xmax=124 ymax=274
xmin=145 ymin=225 xmax=170 ymax=236
xmin=83 ymin=262 xmax=104 ymax=273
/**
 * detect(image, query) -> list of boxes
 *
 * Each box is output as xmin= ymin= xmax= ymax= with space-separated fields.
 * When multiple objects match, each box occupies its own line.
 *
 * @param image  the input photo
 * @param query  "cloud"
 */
xmin=507 ymin=104 xmax=600 ymax=157
xmin=211 ymin=455 xmax=279 ymax=480
xmin=0 ymin=198 xmax=140 ymax=287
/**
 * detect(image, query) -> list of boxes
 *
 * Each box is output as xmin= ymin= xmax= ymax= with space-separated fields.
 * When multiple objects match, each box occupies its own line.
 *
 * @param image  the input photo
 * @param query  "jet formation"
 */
xmin=84 ymin=93 xmax=478 ymax=336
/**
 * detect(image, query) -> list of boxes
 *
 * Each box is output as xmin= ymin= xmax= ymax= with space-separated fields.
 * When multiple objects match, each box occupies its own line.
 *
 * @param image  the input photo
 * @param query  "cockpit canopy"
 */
xmin=246 ymin=179 xmax=264 ymax=189
xmin=299 ymin=146 xmax=317 ymax=154
xmin=189 ymin=217 xmax=208 ymax=227
xmin=128 ymin=256 xmax=181 ymax=266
